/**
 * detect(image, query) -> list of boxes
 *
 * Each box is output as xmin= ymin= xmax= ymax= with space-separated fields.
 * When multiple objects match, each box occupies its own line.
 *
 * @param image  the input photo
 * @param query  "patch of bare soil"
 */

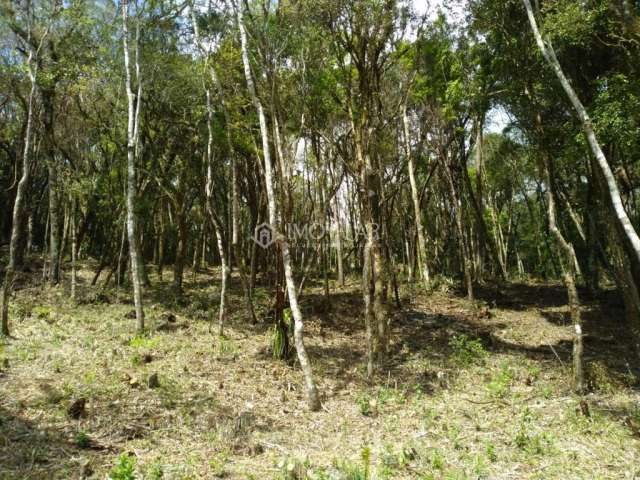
xmin=1 ymin=267 xmax=639 ymax=479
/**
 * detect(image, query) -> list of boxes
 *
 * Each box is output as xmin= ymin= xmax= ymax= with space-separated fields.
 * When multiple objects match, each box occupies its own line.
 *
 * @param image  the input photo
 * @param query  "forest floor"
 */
xmin=1 ymin=261 xmax=640 ymax=479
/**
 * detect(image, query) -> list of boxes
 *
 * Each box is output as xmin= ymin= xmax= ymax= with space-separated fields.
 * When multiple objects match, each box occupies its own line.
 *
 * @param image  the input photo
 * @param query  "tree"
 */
xmin=236 ymin=1 xmax=320 ymax=411
xmin=122 ymin=0 xmax=145 ymax=331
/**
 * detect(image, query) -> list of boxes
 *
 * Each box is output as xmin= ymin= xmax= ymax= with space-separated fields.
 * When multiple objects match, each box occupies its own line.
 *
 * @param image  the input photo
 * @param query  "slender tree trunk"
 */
xmin=334 ymin=197 xmax=345 ymax=287
xmin=173 ymin=212 xmax=187 ymax=294
xmin=58 ymin=202 xmax=69 ymax=267
xmin=442 ymin=156 xmax=474 ymax=301
xmin=524 ymin=0 xmax=640 ymax=267
xmin=158 ymin=202 xmax=164 ymax=280
xmin=213 ymin=225 xmax=227 ymax=337
xmin=42 ymin=212 xmax=49 ymax=282
xmin=204 ymin=86 xmax=228 ymax=336
xmin=1 ymin=35 xmax=39 ymax=336
xmin=540 ymin=151 xmax=584 ymax=392
xmin=71 ymin=199 xmax=77 ymax=300
xmin=191 ymin=5 xmax=257 ymax=323
xmin=26 ymin=212 xmax=34 ymax=254
xmin=237 ymin=5 xmax=320 ymax=411
xmin=362 ymin=223 xmax=375 ymax=378
xmin=403 ymin=103 xmax=430 ymax=288
xmin=47 ymin=162 xmax=61 ymax=284
xmin=122 ymin=0 xmax=144 ymax=331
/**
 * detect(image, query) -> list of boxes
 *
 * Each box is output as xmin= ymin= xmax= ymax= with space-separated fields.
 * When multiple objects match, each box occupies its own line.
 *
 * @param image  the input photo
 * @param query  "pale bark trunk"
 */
xmin=191 ymin=6 xmax=255 ymax=326
xmin=47 ymin=161 xmax=61 ymax=284
xmin=173 ymin=212 xmax=187 ymax=293
xmin=204 ymin=86 xmax=228 ymax=336
xmin=122 ymin=0 xmax=144 ymax=331
xmin=27 ymin=212 xmax=34 ymax=254
xmin=71 ymin=200 xmax=77 ymax=300
xmin=237 ymin=5 xmax=320 ymax=410
xmin=541 ymin=153 xmax=584 ymax=393
xmin=213 ymin=225 xmax=227 ymax=337
xmin=158 ymin=202 xmax=165 ymax=280
xmin=334 ymin=197 xmax=345 ymax=286
xmin=42 ymin=212 xmax=49 ymax=282
xmin=524 ymin=0 xmax=640 ymax=267
xmin=362 ymin=224 xmax=375 ymax=378
xmin=403 ymin=103 xmax=430 ymax=288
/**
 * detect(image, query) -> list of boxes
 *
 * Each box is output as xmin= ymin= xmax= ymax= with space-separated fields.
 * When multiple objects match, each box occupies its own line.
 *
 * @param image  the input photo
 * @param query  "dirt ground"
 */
xmin=1 ymin=264 xmax=639 ymax=479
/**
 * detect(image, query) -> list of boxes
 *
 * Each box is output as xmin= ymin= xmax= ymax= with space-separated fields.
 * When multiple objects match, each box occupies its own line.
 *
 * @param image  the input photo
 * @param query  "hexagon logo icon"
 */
xmin=253 ymin=222 xmax=275 ymax=249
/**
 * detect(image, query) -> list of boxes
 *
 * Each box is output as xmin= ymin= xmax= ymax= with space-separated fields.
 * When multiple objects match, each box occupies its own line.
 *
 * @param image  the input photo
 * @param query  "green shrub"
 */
xmin=485 ymin=442 xmax=497 ymax=462
xmin=147 ymin=461 xmax=163 ymax=479
xmin=129 ymin=334 xmax=158 ymax=350
xmin=449 ymin=334 xmax=486 ymax=366
xmin=356 ymin=393 xmax=376 ymax=417
xmin=108 ymin=454 xmax=137 ymax=480
xmin=74 ymin=431 xmax=91 ymax=449
xmin=486 ymin=364 xmax=514 ymax=397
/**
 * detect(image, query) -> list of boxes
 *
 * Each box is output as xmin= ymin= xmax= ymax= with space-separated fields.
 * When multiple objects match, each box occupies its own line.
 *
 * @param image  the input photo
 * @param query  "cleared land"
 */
xmin=1 ymin=265 xmax=639 ymax=479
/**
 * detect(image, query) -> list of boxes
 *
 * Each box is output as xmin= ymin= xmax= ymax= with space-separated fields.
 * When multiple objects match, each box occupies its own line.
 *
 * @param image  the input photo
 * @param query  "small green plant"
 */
xmin=108 ymin=454 xmax=137 ymax=480
xmin=630 ymin=404 xmax=640 ymax=424
xmin=74 ymin=430 xmax=91 ymax=449
xmin=422 ymin=406 xmax=438 ymax=430
xmin=449 ymin=334 xmax=486 ymax=366
xmin=209 ymin=451 xmax=228 ymax=477
xmin=379 ymin=445 xmax=399 ymax=477
xmin=514 ymin=408 xmax=554 ymax=455
xmin=378 ymin=444 xmax=417 ymax=478
xmin=147 ymin=461 xmax=163 ymax=479
xmin=32 ymin=306 xmax=53 ymax=320
xmin=356 ymin=393 xmax=376 ymax=417
xmin=526 ymin=364 xmax=541 ymax=382
xmin=485 ymin=442 xmax=497 ymax=462
xmin=486 ymin=364 xmax=514 ymax=398
xmin=430 ymin=449 xmax=445 ymax=471
xmin=586 ymin=361 xmax=619 ymax=393
xmin=272 ymin=309 xmax=292 ymax=360
xmin=377 ymin=386 xmax=394 ymax=407
xmin=217 ymin=336 xmax=238 ymax=358
xmin=129 ymin=334 xmax=158 ymax=350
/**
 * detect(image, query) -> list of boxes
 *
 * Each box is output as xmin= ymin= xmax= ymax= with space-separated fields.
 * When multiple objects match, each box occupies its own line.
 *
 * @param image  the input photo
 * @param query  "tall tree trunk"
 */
xmin=334 ymin=196 xmax=345 ymax=287
xmin=523 ymin=0 xmax=640 ymax=267
xmin=173 ymin=212 xmax=187 ymax=294
xmin=540 ymin=151 xmax=584 ymax=392
xmin=1 ymin=33 xmax=39 ymax=336
xmin=71 ymin=199 xmax=77 ymax=300
xmin=122 ymin=0 xmax=144 ymax=331
xmin=158 ymin=202 xmax=165 ymax=280
xmin=26 ymin=212 xmax=34 ymax=254
xmin=47 ymin=160 xmax=61 ymax=284
xmin=403 ymin=103 xmax=430 ymax=288
xmin=205 ymin=86 xmax=228 ymax=336
xmin=191 ymin=5 xmax=257 ymax=324
xmin=237 ymin=5 xmax=320 ymax=411
xmin=58 ymin=201 xmax=70 ymax=267
xmin=442 ymin=156 xmax=474 ymax=301
xmin=213 ymin=224 xmax=228 ymax=337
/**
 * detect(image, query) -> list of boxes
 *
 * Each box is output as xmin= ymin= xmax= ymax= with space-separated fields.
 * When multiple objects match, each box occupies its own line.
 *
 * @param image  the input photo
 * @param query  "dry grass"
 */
xmin=1 ymin=264 xmax=639 ymax=479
